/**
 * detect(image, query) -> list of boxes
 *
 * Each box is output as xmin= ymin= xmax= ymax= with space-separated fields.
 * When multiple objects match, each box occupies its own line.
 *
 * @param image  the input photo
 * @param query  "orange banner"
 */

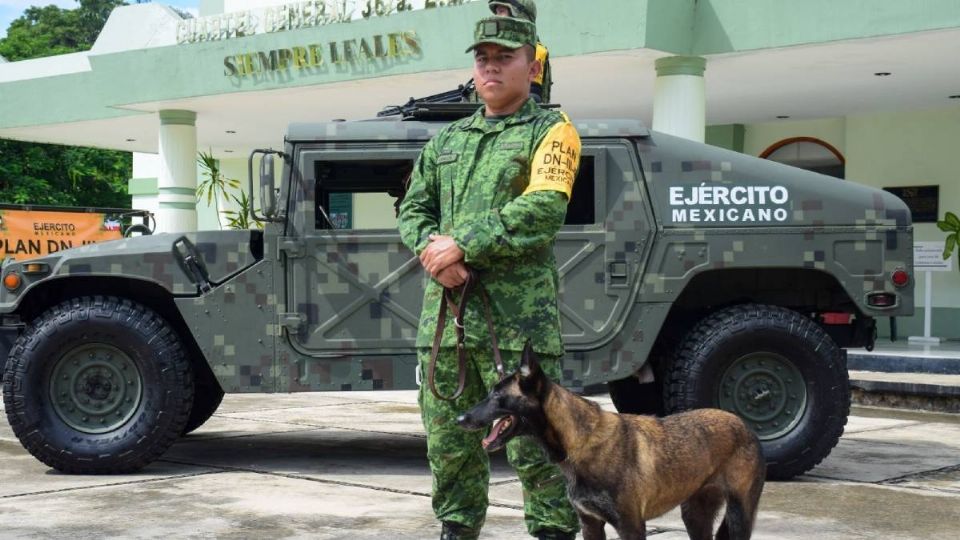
xmin=0 ymin=209 xmax=122 ymax=261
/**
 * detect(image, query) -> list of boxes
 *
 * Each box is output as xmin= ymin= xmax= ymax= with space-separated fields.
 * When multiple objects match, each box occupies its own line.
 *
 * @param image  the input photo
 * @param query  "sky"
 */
xmin=0 ymin=1 xmax=201 ymax=41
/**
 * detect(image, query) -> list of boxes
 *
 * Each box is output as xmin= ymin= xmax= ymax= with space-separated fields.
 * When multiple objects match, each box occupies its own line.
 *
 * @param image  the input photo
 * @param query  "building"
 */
xmin=1 ymin=0 xmax=959 ymax=337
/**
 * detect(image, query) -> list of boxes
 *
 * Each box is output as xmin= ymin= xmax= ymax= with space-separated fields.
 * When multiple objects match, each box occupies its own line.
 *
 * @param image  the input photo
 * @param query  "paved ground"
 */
xmin=2 ymin=391 xmax=960 ymax=539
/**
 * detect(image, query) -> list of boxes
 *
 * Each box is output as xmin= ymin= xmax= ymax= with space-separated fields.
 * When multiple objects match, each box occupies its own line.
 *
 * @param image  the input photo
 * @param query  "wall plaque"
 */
xmin=883 ymin=185 xmax=939 ymax=223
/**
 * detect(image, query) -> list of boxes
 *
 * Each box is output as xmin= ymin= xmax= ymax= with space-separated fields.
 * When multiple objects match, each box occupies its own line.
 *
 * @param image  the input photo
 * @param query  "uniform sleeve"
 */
xmin=398 ymin=138 xmax=441 ymax=256
xmin=452 ymin=117 xmax=581 ymax=266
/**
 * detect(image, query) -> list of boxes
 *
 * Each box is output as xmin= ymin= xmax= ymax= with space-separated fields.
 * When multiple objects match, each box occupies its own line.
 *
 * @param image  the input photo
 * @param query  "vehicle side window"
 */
xmin=313 ymin=154 xmax=597 ymax=230
xmin=565 ymin=155 xmax=596 ymax=225
xmin=315 ymin=160 xmax=413 ymax=230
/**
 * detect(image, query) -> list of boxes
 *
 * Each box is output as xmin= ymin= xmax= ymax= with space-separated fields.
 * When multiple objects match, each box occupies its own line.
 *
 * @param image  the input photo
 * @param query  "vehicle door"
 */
xmin=282 ymin=144 xmax=424 ymax=356
xmin=555 ymin=140 xmax=655 ymax=350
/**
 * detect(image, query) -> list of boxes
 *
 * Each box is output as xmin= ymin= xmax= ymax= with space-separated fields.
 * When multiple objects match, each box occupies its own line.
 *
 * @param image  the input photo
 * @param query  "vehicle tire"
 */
xmin=609 ymin=377 xmax=663 ymax=416
xmin=664 ymin=304 xmax=849 ymax=480
xmin=609 ymin=343 xmax=672 ymax=416
xmin=2 ymin=296 xmax=194 ymax=474
xmin=182 ymin=383 xmax=224 ymax=435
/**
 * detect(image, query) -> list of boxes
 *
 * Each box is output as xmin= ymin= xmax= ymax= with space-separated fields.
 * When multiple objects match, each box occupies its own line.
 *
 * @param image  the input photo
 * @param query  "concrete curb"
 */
xmin=847 ymin=352 xmax=960 ymax=375
xmin=849 ymin=378 xmax=960 ymax=398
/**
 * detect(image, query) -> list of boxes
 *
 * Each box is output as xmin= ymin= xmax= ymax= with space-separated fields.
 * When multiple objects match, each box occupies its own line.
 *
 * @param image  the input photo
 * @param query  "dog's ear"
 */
xmin=520 ymin=341 xmax=541 ymax=380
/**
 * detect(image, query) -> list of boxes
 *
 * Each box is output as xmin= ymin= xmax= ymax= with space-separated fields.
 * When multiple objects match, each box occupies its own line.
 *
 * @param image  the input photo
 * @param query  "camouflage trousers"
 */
xmin=417 ymin=347 xmax=579 ymax=539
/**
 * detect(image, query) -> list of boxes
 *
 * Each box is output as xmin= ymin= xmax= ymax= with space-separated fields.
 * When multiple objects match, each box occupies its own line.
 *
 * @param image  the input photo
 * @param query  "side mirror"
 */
xmin=259 ymin=154 xmax=276 ymax=217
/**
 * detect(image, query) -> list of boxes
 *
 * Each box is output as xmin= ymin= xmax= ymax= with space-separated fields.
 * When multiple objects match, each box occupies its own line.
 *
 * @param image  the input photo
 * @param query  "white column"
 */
xmin=130 ymin=152 xmax=160 ymax=220
xmin=652 ymin=56 xmax=707 ymax=143
xmin=157 ymin=110 xmax=198 ymax=233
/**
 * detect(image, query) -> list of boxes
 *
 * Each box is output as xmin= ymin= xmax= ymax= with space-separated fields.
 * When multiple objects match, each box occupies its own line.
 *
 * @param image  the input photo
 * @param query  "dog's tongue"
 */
xmin=482 ymin=416 xmax=513 ymax=449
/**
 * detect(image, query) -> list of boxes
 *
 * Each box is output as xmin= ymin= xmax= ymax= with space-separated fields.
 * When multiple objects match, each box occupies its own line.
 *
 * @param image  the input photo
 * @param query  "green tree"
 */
xmin=0 ymin=0 xmax=132 ymax=209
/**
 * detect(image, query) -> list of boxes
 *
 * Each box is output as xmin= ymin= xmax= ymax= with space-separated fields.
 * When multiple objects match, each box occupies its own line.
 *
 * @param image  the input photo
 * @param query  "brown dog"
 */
xmin=457 ymin=344 xmax=765 ymax=540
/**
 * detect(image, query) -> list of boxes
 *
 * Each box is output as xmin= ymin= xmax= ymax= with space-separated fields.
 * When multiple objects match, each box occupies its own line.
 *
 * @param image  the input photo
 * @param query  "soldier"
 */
xmin=488 ymin=0 xmax=551 ymax=102
xmin=398 ymin=15 xmax=581 ymax=540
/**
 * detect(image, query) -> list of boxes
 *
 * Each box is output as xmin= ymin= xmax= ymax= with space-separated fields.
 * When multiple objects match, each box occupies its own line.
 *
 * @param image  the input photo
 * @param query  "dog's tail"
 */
xmin=717 ymin=441 xmax=765 ymax=540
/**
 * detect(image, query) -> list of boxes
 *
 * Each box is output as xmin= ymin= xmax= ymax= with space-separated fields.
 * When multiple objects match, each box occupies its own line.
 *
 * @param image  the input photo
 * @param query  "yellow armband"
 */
xmin=524 ymin=116 xmax=581 ymax=199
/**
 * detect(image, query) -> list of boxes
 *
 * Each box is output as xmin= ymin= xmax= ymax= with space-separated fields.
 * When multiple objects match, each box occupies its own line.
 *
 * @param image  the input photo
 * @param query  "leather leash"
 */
xmin=428 ymin=268 xmax=505 ymax=402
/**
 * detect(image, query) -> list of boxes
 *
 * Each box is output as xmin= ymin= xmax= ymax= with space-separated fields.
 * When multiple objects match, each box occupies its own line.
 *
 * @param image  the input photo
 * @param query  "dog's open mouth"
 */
xmin=481 ymin=415 xmax=519 ymax=452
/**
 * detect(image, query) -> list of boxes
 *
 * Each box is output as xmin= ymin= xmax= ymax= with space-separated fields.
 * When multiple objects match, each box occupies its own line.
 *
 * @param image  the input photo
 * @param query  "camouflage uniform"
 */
xmin=488 ymin=0 xmax=551 ymax=103
xmin=418 ymin=348 xmax=575 ymax=538
xmin=398 ymin=19 xmax=581 ymax=538
xmin=401 ymin=98 xmax=578 ymax=355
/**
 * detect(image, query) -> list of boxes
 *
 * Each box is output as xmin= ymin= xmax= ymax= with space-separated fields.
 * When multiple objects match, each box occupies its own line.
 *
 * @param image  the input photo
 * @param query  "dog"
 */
xmin=457 ymin=344 xmax=765 ymax=540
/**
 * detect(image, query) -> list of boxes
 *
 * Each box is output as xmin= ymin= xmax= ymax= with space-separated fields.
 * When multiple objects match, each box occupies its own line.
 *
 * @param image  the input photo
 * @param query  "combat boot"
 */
xmin=535 ymin=529 xmax=577 ymax=540
xmin=440 ymin=521 xmax=480 ymax=540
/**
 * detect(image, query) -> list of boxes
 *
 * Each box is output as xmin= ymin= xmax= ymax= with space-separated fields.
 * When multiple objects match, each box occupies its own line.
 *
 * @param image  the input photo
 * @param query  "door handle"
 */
xmin=608 ymin=261 xmax=629 ymax=287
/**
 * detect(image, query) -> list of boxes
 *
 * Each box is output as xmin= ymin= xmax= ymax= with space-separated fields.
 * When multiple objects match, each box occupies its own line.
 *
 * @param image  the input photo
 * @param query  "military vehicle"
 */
xmin=0 ymin=104 xmax=914 ymax=480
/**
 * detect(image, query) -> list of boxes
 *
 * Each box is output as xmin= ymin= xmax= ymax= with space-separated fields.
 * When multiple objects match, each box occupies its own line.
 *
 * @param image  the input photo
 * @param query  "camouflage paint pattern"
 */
xmin=0 ymin=114 xmax=914 ymax=394
xmin=419 ymin=347 xmax=579 ymax=536
xmin=398 ymin=98 xmax=576 ymax=356
xmin=637 ymin=132 xmax=914 ymax=313
xmin=175 ymin=257 xmax=278 ymax=392
xmin=0 ymin=230 xmax=260 ymax=306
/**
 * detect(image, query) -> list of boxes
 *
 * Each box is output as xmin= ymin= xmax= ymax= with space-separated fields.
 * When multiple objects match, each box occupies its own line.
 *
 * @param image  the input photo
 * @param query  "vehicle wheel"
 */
xmin=609 ymin=377 xmax=663 ymax=416
xmin=664 ymin=304 xmax=849 ymax=480
xmin=182 ymin=383 xmax=224 ymax=435
xmin=2 ymin=296 xmax=194 ymax=474
xmin=609 ymin=345 xmax=671 ymax=416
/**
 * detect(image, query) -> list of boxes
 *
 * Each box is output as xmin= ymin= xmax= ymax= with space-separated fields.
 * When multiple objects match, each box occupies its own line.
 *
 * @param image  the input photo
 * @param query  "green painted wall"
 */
xmin=127 ymin=177 xmax=158 ymax=195
xmin=845 ymin=105 xmax=960 ymax=338
xmin=691 ymin=0 xmax=960 ymax=55
xmin=6 ymin=0 xmax=960 ymax=129
xmin=353 ymin=193 xmax=399 ymax=229
xmin=705 ymin=124 xmax=745 ymax=152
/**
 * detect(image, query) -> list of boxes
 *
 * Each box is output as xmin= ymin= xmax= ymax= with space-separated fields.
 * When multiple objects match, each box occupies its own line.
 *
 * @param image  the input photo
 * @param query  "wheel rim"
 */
xmin=717 ymin=351 xmax=807 ymax=440
xmin=49 ymin=344 xmax=143 ymax=434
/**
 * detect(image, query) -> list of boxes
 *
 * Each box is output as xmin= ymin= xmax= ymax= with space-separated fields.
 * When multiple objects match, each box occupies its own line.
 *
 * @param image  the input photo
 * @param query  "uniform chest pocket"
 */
xmin=492 ymin=139 xmax=530 ymax=200
xmin=436 ymin=152 xmax=459 ymax=231
xmin=497 ymin=155 xmax=530 ymax=201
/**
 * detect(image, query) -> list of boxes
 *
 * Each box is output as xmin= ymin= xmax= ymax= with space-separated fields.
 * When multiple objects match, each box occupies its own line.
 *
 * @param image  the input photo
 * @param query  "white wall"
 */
xmin=742 ymin=117 xmax=846 ymax=158
xmin=131 ymin=152 xmax=160 ymax=223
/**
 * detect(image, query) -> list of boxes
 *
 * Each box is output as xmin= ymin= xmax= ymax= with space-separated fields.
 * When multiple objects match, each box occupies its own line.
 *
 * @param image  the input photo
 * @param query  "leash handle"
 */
xmin=428 ymin=269 xmax=505 ymax=402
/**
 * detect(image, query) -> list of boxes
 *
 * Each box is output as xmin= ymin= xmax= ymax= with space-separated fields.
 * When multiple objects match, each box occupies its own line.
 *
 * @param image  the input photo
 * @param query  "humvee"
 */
xmin=0 ymin=106 xmax=914 ymax=480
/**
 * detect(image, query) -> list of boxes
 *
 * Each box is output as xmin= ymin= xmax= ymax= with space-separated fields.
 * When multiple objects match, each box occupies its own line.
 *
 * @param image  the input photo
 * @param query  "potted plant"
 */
xmin=196 ymin=150 xmax=260 ymax=230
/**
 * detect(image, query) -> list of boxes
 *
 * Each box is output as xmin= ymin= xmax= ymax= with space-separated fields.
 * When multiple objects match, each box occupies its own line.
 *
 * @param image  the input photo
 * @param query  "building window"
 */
xmin=760 ymin=137 xmax=845 ymax=179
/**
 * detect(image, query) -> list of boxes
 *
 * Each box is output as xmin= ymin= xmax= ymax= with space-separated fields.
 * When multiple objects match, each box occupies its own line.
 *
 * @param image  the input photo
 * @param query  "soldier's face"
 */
xmin=473 ymin=43 xmax=540 ymax=112
xmin=494 ymin=6 xmax=511 ymax=16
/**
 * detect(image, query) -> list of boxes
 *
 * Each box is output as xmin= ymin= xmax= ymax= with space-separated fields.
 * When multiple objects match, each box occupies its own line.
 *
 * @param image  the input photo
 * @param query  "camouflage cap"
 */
xmin=488 ymin=0 xmax=537 ymax=23
xmin=466 ymin=16 xmax=537 ymax=53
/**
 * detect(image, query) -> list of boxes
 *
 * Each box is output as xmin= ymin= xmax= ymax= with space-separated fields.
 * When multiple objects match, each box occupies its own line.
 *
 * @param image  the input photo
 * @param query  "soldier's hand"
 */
xmin=420 ymin=234 xmax=465 ymax=276
xmin=435 ymin=261 xmax=469 ymax=288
